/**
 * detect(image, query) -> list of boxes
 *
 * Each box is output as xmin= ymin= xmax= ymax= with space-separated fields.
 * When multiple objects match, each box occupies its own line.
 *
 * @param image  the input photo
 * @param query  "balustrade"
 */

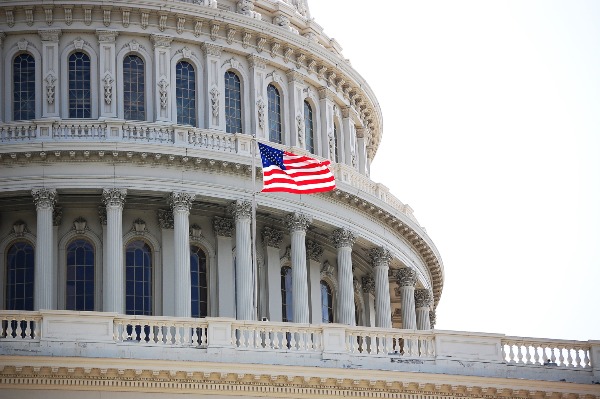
xmin=113 ymin=315 xmax=208 ymax=347
xmin=122 ymin=124 xmax=174 ymax=143
xmin=345 ymin=327 xmax=434 ymax=357
xmin=231 ymin=321 xmax=322 ymax=352
xmin=188 ymin=129 xmax=236 ymax=152
xmin=53 ymin=122 xmax=107 ymax=139
xmin=502 ymin=337 xmax=592 ymax=369
xmin=0 ymin=311 xmax=41 ymax=341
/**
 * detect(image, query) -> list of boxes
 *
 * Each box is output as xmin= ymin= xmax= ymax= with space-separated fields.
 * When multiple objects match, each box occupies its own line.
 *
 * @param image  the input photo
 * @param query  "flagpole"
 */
xmin=251 ymin=134 xmax=258 ymax=320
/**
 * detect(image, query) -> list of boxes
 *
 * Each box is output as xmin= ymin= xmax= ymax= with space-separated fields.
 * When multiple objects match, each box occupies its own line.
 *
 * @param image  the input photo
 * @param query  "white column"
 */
xmin=247 ymin=55 xmax=267 ymax=139
xmin=318 ymin=87 xmax=336 ymax=159
xmin=262 ymin=227 xmax=283 ymax=322
xmin=202 ymin=43 xmax=222 ymax=130
xmin=150 ymin=34 xmax=173 ymax=122
xmin=102 ymin=188 xmax=127 ymax=314
xmin=97 ymin=30 xmax=119 ymax=118
xmin=332 ymin=228 xmax=356 ymax=326
xmin=32 ymin=188 xmax=57 ymax=310
xmin=369 ymin=247 xmax=392 ymax=328
xmin=158 ymin=209 xmax=175 ymax=316
xmin=230 ymin=200 xmax=254 ymax=320
xmin=287 ymin=70 xmax=305 ymax=149
xmin=306 ymin=240 xmax=323 ymax=324
xmin=52 ymin=207 xmax=62 ymax=310
xmin=38 ymin=29 xmax=61 ymax=119
xmin=213 ymin=217 xmax=235 ymax=318
xmin=285 ymin=212 xmax=311 ymax=324
xmin=396 ymin=268 xmax=417 ymax=329
xmin=169 ymin=192 xmax=195 ymax=317
xmin=415 ymin=289 xmax=433 ymax=330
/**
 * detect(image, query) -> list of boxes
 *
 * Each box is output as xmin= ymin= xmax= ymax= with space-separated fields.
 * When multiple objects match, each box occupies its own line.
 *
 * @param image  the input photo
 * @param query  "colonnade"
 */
xmin=28 ymin=187 xmax=433 ymax=329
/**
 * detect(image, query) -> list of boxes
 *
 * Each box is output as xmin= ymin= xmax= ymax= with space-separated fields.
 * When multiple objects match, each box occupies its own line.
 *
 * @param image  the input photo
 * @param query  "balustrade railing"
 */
xmin=345 ymin=327 xmax=435 ymax=357
xmin=188 ymin=128 xmax=236 ymax=152
xmin=231 ymin=321 xmax=323 ymax=352
xmin=502 ymin=337 xmax=592 ymax=369
xmin=0 ymin=311 xmax=41 ymax=341
xmin=113 ymin=315 xmax=208 ymax=347
xmin=53 ymin=122 xmax=107 ymax=139
xmin=122 ymin=124 xmax=174 ymax=143
xmin=0 ymin=123 xmax=37 ymax=141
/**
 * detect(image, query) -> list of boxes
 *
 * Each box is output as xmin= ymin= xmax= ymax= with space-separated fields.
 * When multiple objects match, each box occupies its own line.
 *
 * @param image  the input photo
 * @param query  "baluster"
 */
xmin=156 ymin=323 xmax=164 ymax=344
xmin=567 ymin=347 xmax=574 ymax=367
xmin=24 ymin=319 xmax=31 ymax=339
xmin=532 ymin=344 xmax=540 ymax=365
xmin=558 ymin=346 xmax=565 ymax=366
xmin=550 ymin=346 xmax=557 ymax=365
xmin=583 ymin=348 xmax=590 ymax=368
xmin=516 ymin=343 xmax=524 ymax=364
xmin=541 ymin=345 xmax=549 ymax=365
xmin=174 ymin=324 xmax=182 ymax=344
xmin=524 ymin=343 xmax=532 ymax=364
xmin=574 ymin=347 xmax=582 ymax=368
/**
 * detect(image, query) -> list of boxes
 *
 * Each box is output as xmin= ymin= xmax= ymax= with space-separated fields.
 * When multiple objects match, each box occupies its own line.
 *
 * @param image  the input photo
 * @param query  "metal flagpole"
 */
xmin=251 ymin=134 xmax=258 ymax=320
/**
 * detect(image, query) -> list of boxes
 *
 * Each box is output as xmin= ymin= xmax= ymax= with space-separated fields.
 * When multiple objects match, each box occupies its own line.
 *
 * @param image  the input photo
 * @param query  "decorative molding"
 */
xmin=98 ymin=206 xmax=107 ymax=226
xmin=121 ymin=8 xmax=130 ymax=28
xmin=210 ymin=22 xmax=220 ymax=41
xmin=202 ymin=43 xmax=222 ymax=57
xmin=101 ymin=188 xmax=127 ymax=208
xmin=103 ymin=73 xmax=114 ymax=105
xmin=213 ymin=216 xmax=234 ymax=237
xmin=158 ymin=13 xmax=168 ymax=32
xmin=44 ymin=6 xmax=53 ymax=25
xmin=257 ymin=99 xmax=265 ymax=130
xmin=96 ymin=30 xmax=119 ymax=43
xmin=12 ymin=221 xmax=29 ymax=237
xmin=247 ymin=54 xmax=266 ymax=69
xmin=284 ymin=212 xmax=311 ymax=232
xmin=157 ymin=209 xmax=174 ymax=230
xmin=131 ymin=218 xmax=147 ymax=234
xmin=83 ymin=6 xmax=92 ymax=26
xmin=25 ymin=7 xmax=33 ymax=26
xmin=270 ymin=40 xmax=280 ymax=58
xmin=176 ymin=15 xmax=186 ymax=35
xmin=332 ymin=228 xmax=355 ymax=249
xmin=72 ymin=217 xmax=88 ymax=234
xmin=17 ymin=39 xmax=29 ymax=52
xmin=306 ymin=239 xmax=323 ymax=262
xmin=45 ymin=73 xmax=57 ymax=105
xmin=296 ymin=114 xmax=304 ymax=146
xmin=194 ymin=20 xmax=203 ymax=37
xmin=158 ymin=79 xmax=169 ymax=110
xmin=210 ymin=87 xmax=220 ymax=118
xmin=262 ymin=226 xmax=283 ymax=248
xmin=353 ymin=277 xmax=362 ymax=293
xmin=226 ymin=26 xmax=236 ymax=44
xmin=102 ymin=7 xmax=112 ymax=27
xmin=222 ymin=57 xmax=241 ymax=70
xmin=32 ymin=188 xmax=57 ymax=210
xmin=320 ymin=261 xmax=334 ymax=279
xmin=229 ymin=200 xmax=252 ymax=221
xmin=237 ymin=0 xmax=261 ymax=19
xmin=190 ymin=224 xmax=203 ymax=241
xmin=5 ymin=9 xmax=14 ymax=28
xmin=242 ymin=30 xmax=252 ymax=48
xmin=429 ymin=310 xmax=436 ymax=328
xmin=150 ymin=34 xmax=173 ymax=49
xmin=168 ymin=192 xmax=195 ymax=212
xmin=396 ymin=268 xmax=417 ymax=288
xmin=141 ymin=11 xmax=149 ymax=29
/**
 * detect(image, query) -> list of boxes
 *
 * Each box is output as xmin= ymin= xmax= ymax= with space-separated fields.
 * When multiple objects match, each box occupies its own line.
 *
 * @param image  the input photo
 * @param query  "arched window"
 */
xmin=66 ymin=239 xmax=95 ymax=311
xmin=6 ymin=242 xmax=34 ymax=310
xmin=125 ymin=240 xmax=152 ymax=315
xmin=190 ymin=245 xmax=208 ymax=318
xmin=333 ymin=122 xmax=339 ymax=163
xmin=225 ymin=71 xmax=242 ymax=133
xmin=267 ymin=84 xmax=282 ymax=144
xmin=13 ymin=54 xmax=36 ymax=121
xmin=176 ymin=61 xmax=197 ymax=126
xmin=123 ymin=54 xmax=145 ymax=121
xmin=281 ymin=266 xmax=293 ymax=322
xmin=68 ymin=52 xmax=92 ymax=118
xmin=320 ymin=280 xmax=334 ymax=323
xmin=304 ymin=101 xmax=314 ymax=154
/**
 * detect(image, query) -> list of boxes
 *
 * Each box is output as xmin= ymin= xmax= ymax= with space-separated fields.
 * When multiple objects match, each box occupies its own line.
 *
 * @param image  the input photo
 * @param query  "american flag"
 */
xmin=258 ymin=142 xmax=336 ymax=194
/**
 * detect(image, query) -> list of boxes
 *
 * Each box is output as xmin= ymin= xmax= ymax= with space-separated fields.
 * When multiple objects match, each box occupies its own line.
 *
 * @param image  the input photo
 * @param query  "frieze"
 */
xmin=150 ymin=34 xmax=173 ymax=48
xmin=96 ymin=30 xmax=119 ymax=43
xmin=284 ymin=212 xmax=311 ymax=232
xmin=332 ymin=228 xmax=355 ymax=249
xmin=38 ymin=29 xmax=62 ymax=42
xmin=262 ymin=226 xmax=283 ymax=248
xmin=202 ymin=42 xmax=222 ymax=57
xmin=32 ymin=188 xmax=57 ymax=210
xmin=213 ymin=216 xmax=234 ymax=237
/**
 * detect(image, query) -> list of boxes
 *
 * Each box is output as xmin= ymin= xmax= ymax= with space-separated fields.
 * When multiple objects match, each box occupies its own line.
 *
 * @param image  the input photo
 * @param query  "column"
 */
xmin=396 ymin=268 xmax=417 ymax=329
xmin=318 ymin=87 xmax=336 ymax=159
xmin=38 ymin=29 xmax=62 ymax=118
xmin=102 ymin=188 xmax=127 ymax=314
xmin=284 ymin=212 xmax=311 ymax=324
xmin=247 ymin=55 xmax=267 ymax=139
xmin=369 ymin=247 xmax=392 ymax=328
xmin=287 ymin=70 xmax=305 ymax=148
xmin=213 ymin=216 xmax=235 ymax=317
xmin=202 ymin=43 xmax=222 ymax=130
xmin=169 ymin=192 xmax=195 ymax=317
xmin=157 ymin=209 xmax=175 ymax=316
xmin=262 ymin=226 xmax=283 ymax=322
xmin=32 ymin=188 xmax=57 ymax=310
xmin=415 ymin=289 xmax=433 ymax=330
xmin=356 ymin=128 xmax=369 ymax=175
xmin=361 ymin=275 xmax=376 ymax=327
xmin=97 ymin=30 xmax=119 ymax=118
xmin=98 ymin=206 xmax=107 ymax=311
xmin=52 ymin=207 xmax=62 ymax=310
xmin=341 ymin=107 xmax=354 ymax=166
xmin=332 ymin=228 xmax=356 ymax=325
xmin=0 ymin=32 xmax=4 ymax=121
xmin=306 ymin=240 xmax=323 ymax=324
xmin=230 ymin=200 xmax=254 ymax=320
xmin=150 ymin=34 xmax=173 ymax=122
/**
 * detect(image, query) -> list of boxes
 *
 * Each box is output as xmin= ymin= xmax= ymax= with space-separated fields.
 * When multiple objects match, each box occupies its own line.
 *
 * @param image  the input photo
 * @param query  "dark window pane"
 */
xmin=65 ymin=239 xmax=95 ymax=311
xmin=268 ymin=84 xmax=282 ymax=144
xmin=281 ymin=266 xmax=293 ymax=322
xmin=6 ymin=242 xmax=35 ymax=311
xmin=225 ymin=71 xmax=242 ymax=134
xmin=125 ymin=240 xmax=152 ymax=315
xmin=176 ymin=61 xmax=197 ymax=126
xmin=13 ymin=54 xmax=36 ymax=120
xmin=123 ymin=55 xmax=145 ymax=120
xmin=190 ymin=245 xmax=208 ymax=318
xmin=304 ymin=101 xmax=315 ymax=154
xmin=68 ymin=52 xmax=92 ymax=118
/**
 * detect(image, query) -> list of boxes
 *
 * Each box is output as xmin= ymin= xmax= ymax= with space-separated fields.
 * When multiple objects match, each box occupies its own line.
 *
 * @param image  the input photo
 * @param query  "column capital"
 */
xmin=150 ymin=34 xmax=173 ymax=48
xmin=102 ymin=188 xmax=127 ymax=208
xmin=32 ymin=188 xmax=57 ymax=210
xmin=247 ymin=54 xmax=266 ymax=69
xmin=157 ymin=209 xmax=174 ymax=229
xmin=414 ymin=288 xmax=432 ymax=309
xmin=396 ymin=267 xmax=417 ymax=287
xmin=38 ymin=29 xmax=62 ymax=42
xmin=98 ymin=206 xmax=107 ymax=226
xmin=332 ymin=228 xmax=355 ymax=249
xmin=168 ymin=192 xmax=195 ymax=212
xmin=213 ymin=216 xmax=234 ymax=237
xmin=361 ymin=275 xmax=375 ymax=295
xmin=202 ymin=42 xmax=222 ymax=57
xmin=306 ymin=239 xmax=323 ymax=262
xmin=229 ymin=200 xmax=252 ymax=221
xmin=369 ymin=246 xmax=392 ymax=267
xmin=52 ymin=207 xmax=63 ymax=227
xmin=429 ymin=310 xmax=436 ymax=328
xmin=285 ymin=212 xmax=311 ymax=232
xmin=96 ymin=29 xmax=119 ymax=43
xmin=262 ymin=226 xmax=283 ymax=248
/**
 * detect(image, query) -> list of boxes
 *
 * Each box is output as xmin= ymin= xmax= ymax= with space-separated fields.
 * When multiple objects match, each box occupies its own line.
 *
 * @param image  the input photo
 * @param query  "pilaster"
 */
xmin=102 ymin=188 xmax=127 ymax=314
xmin=151 ymin=34 xmax=173 ymax=122
xmin=287 ymin=70 xmax=305 ymax=148
xmin=213 ymin=216 xmax=235 ymax=318
xmin=284 ymin=212 xmax=311 ymax=324
xmin=202 ymin=43 xmax=223 ymax=130
xmin=0 ymin=32 xmax=4 ymax=122
xmin=369 ymin=247 xmax=392 ymax=328
xmin=262 ymin=226 xmax=283 ymax=322
xmin=230 ymin=200 xmax=254 ymax=320
xmin=32 ymin=188 xmax=57 ymax=310
xmin=332 ymin=228 xmax=356 ymax=325
xmin=318 ymin=87 xmax=336 ymax=159
xmin=169 ymin=192 xmax=195 ymax=317
xmin=97 ymin=30 xmax=119 ymax=118
xmin=247 ymin=54 xmax=267 ymax=139
xmin=158 ymin=209 xmax=175 ymax=316
xmin=356 ymin=128 xmax=369 ymax=175
xmin=38 ymin=29 xmax=62 ymax=118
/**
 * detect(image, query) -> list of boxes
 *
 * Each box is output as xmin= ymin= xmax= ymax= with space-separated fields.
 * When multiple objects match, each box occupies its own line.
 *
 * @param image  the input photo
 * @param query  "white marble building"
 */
xmin=0 ymin=1 xmax=598 ymax=398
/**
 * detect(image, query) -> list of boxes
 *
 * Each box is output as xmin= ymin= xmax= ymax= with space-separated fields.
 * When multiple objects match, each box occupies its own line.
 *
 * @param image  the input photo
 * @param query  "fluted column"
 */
xmin=285 ymin=212 xmax=311 ymax=324
xmin=32 ymin=188 xmax=57 ymax=310
xmin=169 ymin=192 xmax=195 ymax=317
xmin=332 ymin=228 xmax=356 ymax=325
xmin=102 ymin=188 xmax=127 ymax=314
xmin=230 ymin=200 xmax=254 ymax=320
xmin=369 ymin=247 xmax=392 ymax=328
xmin=415 ymin=289 xmax=433 ymax=330
xmin=396 ymin=268 xmax=417 ymax=329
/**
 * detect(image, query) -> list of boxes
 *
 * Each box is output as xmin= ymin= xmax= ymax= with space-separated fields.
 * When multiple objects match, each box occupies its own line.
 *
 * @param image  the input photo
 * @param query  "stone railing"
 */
xmin=502 ymin=336 xmax=592 ymax=368
xmin=0 ymin=311 xmax=42 ymax=341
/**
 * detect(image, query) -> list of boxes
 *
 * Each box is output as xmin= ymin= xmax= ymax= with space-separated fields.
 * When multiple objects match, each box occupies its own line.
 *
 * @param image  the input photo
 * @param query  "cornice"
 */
xmin=0 ymin=356 xmax=597 ymax=399
xmin=0 ymin=0 xmax=382 ymax=158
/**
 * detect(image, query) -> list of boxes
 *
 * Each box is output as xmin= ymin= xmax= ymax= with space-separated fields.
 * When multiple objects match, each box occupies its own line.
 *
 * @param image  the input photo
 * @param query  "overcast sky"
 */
xmin=309 ymin=0 xmax=600 ymax=341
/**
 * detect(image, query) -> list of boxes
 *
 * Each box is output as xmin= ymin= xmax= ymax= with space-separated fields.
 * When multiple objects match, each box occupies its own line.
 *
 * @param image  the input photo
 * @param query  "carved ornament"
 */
xmin=396 ymin=268 xmax=417 ymax=288
xmin=369 ymin=247 xmax=392 ymax=267
xmin=157 ymin=209 xmax=174 ymax=229
xmin=306 ymin=240 xmax=323 ymax=262
xmin=229 ymin=200 xmax=252 ymax=221
xmin=414 ymin=289 xmax=433 ymax=309
xmin=150 ymin=34 xmax=173 ymax=48
xmin=12 ymin=221 xmax=29 ymax=237
xmin=362 ymin=275 xmax=375 ymax=295
xmin=262 ymin=226 xmax=283 ymax=248
xmin=332 ymin=228 xmax=355 ymax=249
xmin=202 ymin=43 xmax=222 ymax=57
xmin=284 ymin=212 xmax=311 ymax=232
xmin=213 ymin=217 xmax=234 ymax=237
xmin=168 ymin=192 xmax=195 ymax=212
xmin=96 ymin=30 xmax=119 ymax=43
xmin=32 ymin=188 xmax=57 ymax=210
xmin=101 ymin=188 xmax=127 ymax=208
xmin=72 ymin=217 xmax=88 ymax=234
xmin=53 ymin=207 xmax=63 ymax=227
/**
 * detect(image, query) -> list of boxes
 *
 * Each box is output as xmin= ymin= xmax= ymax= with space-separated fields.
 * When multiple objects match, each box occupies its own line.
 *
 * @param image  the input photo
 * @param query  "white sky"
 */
xmin=309 ymin=0 xmax=600 ymax=341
